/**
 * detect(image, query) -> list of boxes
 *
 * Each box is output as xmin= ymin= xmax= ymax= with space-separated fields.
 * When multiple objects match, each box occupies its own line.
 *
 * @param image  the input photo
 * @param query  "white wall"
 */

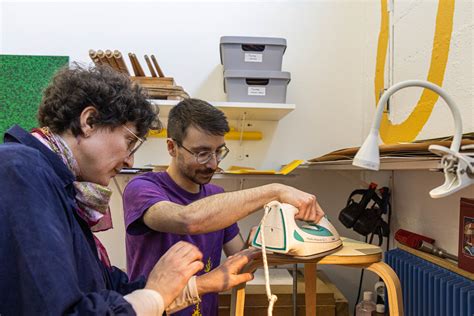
xmin=389 ymin=0 xmax=473 ymax=139
xmin=1 ymin=0 xmax=376 ymax=169
xmin=2 ymin=0 xmax=473 ymax=312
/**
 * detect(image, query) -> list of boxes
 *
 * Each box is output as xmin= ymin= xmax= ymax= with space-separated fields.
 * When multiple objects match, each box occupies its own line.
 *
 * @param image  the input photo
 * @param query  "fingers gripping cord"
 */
xmin=259 ymin=204 xmax=278 ymax=316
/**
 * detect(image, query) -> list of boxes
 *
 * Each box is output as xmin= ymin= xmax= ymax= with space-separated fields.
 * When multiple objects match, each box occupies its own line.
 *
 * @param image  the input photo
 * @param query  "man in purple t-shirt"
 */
xmin=124 ymin=172 xmax=238 ymax=316
xmin=123 ymin=99 xmax=327 ymax=315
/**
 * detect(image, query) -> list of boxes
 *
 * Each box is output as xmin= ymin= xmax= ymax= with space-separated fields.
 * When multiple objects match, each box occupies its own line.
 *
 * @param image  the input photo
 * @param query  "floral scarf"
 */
xmin=32 ymin=127 xmax=112 ymax=267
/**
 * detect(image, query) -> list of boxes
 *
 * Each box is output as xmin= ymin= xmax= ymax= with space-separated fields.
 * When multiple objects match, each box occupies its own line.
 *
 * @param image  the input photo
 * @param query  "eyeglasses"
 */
xmin=176 ymin=141 xmax=230 ymax=164
xmin=123 ymin=125 xmax=145 ymax=157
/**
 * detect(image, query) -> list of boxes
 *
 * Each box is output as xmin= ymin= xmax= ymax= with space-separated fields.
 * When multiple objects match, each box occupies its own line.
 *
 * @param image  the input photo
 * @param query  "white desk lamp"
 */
xmin=353 ymin=80 xmax=473 ymax=198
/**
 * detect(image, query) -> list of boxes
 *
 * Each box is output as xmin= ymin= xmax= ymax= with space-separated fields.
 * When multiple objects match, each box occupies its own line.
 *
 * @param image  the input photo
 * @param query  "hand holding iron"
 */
xmin=276 ymin=184 xmax=325 ymax=223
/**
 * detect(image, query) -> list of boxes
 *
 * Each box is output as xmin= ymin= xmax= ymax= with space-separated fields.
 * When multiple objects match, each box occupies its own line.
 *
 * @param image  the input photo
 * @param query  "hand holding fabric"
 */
xmin=145 ymin=241 xmax=204 ymax=307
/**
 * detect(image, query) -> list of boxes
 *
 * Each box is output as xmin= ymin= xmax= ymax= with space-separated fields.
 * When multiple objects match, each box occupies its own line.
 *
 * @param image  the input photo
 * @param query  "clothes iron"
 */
xmin=252 ymin=201 xmax=343 ymax=259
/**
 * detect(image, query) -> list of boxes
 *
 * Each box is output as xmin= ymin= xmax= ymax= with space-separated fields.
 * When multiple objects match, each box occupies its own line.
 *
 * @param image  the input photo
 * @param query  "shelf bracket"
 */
xmin=236 ymin=112 xmax=247 ymax=160
xmin=238 ymin=112 xmax=247 ymax=145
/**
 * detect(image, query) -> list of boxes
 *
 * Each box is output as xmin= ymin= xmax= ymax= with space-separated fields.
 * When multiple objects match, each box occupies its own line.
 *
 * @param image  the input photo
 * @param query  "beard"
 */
xmin=190 ymin=168 xmax=216 ymax=185
xmin=177 ymin=155 xmax=216 ymax=185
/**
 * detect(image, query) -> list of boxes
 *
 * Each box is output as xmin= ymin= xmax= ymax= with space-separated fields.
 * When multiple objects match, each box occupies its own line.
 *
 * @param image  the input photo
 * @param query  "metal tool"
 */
xmin=418 ymin=240 xmax=458 ymax=261
xmin=395 ymin=228 xmax=458 ymax=261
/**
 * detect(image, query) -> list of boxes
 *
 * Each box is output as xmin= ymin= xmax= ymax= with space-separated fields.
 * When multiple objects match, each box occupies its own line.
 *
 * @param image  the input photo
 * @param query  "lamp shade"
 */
xmin=352 ymin=128 xmax=380 ymax=170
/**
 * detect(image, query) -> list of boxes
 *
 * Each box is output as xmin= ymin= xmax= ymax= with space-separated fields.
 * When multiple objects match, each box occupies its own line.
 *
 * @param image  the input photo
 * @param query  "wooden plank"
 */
xmin=130 ymin=76 xmax=175 ymax=86
xmin=398 ymin=243 xmax=474 ymax=280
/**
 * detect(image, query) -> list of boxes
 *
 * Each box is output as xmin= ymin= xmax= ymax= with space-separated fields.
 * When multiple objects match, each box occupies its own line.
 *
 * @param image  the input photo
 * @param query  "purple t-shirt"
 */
xmin=123 ymin=171 xmax=239 ymax=316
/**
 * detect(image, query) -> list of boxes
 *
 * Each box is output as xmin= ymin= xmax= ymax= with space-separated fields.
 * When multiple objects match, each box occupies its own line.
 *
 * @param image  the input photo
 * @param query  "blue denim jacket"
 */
xmin=0 ymin=125 xmax=144 ymax=315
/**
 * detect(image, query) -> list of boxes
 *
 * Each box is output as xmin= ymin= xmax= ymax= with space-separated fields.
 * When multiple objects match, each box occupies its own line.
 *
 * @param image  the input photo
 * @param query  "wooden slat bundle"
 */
xmin=88 ymin=49 xmax=189 ymax=100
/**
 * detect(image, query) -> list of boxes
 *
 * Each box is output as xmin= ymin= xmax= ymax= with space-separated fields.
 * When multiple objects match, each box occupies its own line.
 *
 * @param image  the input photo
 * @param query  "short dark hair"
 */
xmin=167 ymin=98 xmax=229 ymax=144
xmin=38 ymin=63 xmax=161 ymax=138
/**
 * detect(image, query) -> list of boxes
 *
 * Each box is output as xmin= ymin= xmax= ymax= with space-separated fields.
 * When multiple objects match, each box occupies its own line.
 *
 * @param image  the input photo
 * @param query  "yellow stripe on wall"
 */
xmin=375 ymin=0 xmax=455 ymax=144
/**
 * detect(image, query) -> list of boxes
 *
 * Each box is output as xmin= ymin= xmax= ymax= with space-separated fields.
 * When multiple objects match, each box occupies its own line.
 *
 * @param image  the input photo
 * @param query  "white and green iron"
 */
xmin=252 ymin=201 xmax=342 ymax=258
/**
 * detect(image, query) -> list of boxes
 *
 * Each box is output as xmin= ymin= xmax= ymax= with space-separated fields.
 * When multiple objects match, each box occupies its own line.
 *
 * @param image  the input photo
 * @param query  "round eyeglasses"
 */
xmin=123 ymin=125 xmax=145 ymax=157
xmin=176 ymin=141 xmax=230 ymax=164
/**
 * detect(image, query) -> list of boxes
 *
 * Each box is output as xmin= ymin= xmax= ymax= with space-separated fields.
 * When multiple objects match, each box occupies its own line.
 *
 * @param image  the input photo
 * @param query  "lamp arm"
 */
xmin=371 ymin=80 xmax=463 ymax=151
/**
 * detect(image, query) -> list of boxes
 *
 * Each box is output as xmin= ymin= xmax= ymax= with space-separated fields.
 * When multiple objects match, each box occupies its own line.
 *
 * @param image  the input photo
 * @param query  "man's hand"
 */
xmin=196 ymin=249 xmax=261 ymax=295
xmin=276 ymin=184 xmax=325 ymax=223
xmin=245 ymin=226 xmax=258 ymax=248
xmin=145 ymin=241 xmax=204 ymax=307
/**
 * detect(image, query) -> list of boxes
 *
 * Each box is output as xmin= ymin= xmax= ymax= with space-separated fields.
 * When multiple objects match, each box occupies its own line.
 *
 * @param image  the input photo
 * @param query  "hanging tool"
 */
xmin=395 ymin=228 xmax=458 ymax=261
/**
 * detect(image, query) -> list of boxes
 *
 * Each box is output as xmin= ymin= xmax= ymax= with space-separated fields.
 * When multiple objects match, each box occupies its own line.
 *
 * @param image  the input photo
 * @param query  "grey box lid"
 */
xmin=220 ymin=36 xmax=287 ymax=65
xmin=220 ymin=36 xmax=287 ymax=47
xmin=224 ymin=69 xmax=291 ymax=80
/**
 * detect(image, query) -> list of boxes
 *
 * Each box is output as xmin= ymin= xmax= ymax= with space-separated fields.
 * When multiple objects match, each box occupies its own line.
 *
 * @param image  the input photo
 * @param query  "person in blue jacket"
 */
xmin=0 ymin=64 xmax=256 ymax=315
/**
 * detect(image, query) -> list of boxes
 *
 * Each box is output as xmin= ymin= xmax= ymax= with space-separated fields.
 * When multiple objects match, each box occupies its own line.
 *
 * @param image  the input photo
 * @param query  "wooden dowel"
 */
xmin=150 ymin=54 xmax=165 ymax=77
xmin=144 ymin=55 xmax=157 ymax=77
xmin=89 ymin=49 xmax=102 ymax=65
xmin=130 ymin=53 xmax=145 ymax=77
xmin=97 ymin=50 xmax=110 ymax=66
xmin=105 ymin=49 xmax=122 ymax=73
xmin=113 ymin=50 xmax=130 ymax=75
xmin=128 ymin=52 xmax=140 ymax=76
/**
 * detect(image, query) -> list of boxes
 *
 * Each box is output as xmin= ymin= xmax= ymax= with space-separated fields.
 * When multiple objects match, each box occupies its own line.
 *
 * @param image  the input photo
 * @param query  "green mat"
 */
xmin=0 ymin=55 xmax=69 ymax=141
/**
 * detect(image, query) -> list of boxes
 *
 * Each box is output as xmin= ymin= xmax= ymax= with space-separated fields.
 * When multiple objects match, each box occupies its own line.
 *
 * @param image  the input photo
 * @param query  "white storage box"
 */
xmin=220 ymin=36 xmax=287 ymax=71
xmin=224 ymin=70 xmax=291 ymax=103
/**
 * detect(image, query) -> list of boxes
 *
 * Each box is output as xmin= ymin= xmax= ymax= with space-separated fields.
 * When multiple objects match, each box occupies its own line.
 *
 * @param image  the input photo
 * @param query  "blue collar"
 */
xmin=4 ymin=125 xmax=75 ymax=187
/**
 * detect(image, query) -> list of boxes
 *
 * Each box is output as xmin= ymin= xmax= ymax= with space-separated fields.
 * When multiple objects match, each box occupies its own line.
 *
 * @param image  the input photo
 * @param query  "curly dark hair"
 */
xmin=38 ymin=63 xmax=161 ymax=138
xmin=167 ymin=98 xmax=229 ymax=144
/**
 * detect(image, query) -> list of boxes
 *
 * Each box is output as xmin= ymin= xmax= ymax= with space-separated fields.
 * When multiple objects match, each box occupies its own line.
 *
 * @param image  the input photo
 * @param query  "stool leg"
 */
xmin=230 ymin=284 xmax=246 ymax=316
xmin=366 ymin=262 xmax=404 ymax=316
xmin=304 ymin=263 xmax=317 ymax=316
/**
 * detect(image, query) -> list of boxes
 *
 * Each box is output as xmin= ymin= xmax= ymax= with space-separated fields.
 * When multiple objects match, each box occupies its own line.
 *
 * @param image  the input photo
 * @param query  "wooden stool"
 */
xmin=230 ymin=237 xmax=404 ymax=316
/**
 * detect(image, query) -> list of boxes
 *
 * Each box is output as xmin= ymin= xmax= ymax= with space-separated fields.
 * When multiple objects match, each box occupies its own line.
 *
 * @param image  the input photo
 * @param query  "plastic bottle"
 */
xmin=374 ymin=281 xmax=385 ymax=305
xmin=355 ymin=291 xmax=376 ymax=316
xmin=372 ymin=304 xmax=386 ymax=315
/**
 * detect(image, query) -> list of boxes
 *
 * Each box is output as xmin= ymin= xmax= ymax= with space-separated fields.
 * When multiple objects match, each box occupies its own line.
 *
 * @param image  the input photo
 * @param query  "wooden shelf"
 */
xmin=212 ymin=173 xmax=295 ymax=180
xmin=149 ymin=100 xmax=295 ymax=121
xmin=398 ymin=244 xmax=473 ymax=280
xmin=302 ymin=157 xmax=442 ymax=171
xmin=117 ymin=172 xmax=295 ymax=181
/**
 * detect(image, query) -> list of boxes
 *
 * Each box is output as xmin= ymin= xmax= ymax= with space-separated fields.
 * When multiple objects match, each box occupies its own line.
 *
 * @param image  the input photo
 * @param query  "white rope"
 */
xmin=259 ymin=204 xmax=278 ymax=316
